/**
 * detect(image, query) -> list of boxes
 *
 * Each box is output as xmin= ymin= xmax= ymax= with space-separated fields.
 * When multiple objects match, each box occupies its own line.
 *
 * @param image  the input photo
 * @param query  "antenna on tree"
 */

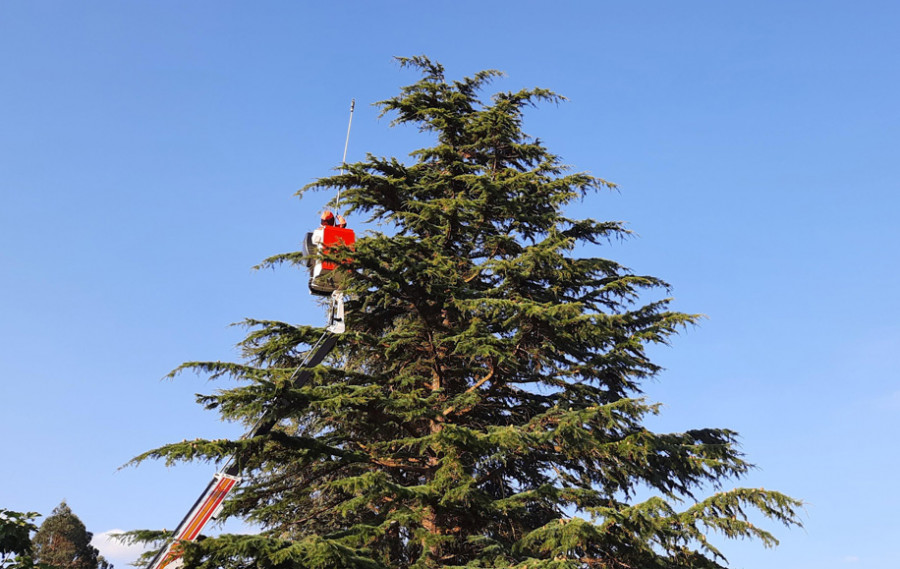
xmin=337 ymin=99 xmax=355 ymax=213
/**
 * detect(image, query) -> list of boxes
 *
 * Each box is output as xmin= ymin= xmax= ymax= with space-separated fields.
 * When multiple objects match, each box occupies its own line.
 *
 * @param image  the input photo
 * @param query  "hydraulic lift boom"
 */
xmin=147 ymin=293 xmax=345 ymax=569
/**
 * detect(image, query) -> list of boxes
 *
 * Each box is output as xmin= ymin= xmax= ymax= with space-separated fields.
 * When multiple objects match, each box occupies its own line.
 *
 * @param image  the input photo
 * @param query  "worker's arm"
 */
xmin=311 ymin=227 xmax=325 ymax=246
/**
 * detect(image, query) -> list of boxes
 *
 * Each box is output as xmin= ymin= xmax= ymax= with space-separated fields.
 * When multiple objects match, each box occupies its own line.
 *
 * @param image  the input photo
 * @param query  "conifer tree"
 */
xmin=134 ymin=57 xmax=801 ymax=569
xmin=32 ymin=503 xmax=110 ymax=569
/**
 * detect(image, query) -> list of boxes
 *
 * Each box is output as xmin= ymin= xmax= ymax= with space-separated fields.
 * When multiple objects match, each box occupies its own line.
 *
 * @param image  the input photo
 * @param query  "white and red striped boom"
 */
xmin=146 ymin=294 xmax=344 ymax=569
xmin=152 ymin=474 xmax=239 ymax=569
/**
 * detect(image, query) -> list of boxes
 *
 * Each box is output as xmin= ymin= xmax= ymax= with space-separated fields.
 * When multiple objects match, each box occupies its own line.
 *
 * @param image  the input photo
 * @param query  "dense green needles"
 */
xmin=130 ymin=56 xmax=801 ymax=569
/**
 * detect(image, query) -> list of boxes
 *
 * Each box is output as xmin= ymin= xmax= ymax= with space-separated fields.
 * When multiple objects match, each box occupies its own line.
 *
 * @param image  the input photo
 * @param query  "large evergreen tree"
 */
xmin=134 ymin=57 xmax=801 ymax=569
xmin=32 ymin=503 xmax=110 ymax=569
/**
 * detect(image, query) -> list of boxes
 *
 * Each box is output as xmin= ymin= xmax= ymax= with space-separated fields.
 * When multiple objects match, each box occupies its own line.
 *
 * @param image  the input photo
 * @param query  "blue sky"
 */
xmin=2 ymin=2 xmax=898 ymax=568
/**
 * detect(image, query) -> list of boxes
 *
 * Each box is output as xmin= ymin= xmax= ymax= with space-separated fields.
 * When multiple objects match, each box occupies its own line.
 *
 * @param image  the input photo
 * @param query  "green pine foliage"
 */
xmin=31 ymin=503 xmax=110 ymax=569
xmin=133 ymin=56 xmax=801 ymax=569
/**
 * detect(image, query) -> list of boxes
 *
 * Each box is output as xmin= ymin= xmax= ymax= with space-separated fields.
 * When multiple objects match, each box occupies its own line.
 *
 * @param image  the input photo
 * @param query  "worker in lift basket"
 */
xmin=310 ymin=210 xmax=348 ymax=292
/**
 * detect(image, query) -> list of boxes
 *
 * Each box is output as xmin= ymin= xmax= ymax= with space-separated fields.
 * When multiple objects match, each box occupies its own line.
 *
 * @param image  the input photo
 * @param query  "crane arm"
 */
xmin=146 ymin=293 xmax=344 ymax=569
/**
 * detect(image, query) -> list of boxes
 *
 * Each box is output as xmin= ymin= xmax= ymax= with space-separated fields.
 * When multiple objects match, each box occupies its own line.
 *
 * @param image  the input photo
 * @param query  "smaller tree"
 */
xmin=1 ymin=509 xmax=40 ymax=569
xmin=31 ymin=503 xmax=110 ymax=569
